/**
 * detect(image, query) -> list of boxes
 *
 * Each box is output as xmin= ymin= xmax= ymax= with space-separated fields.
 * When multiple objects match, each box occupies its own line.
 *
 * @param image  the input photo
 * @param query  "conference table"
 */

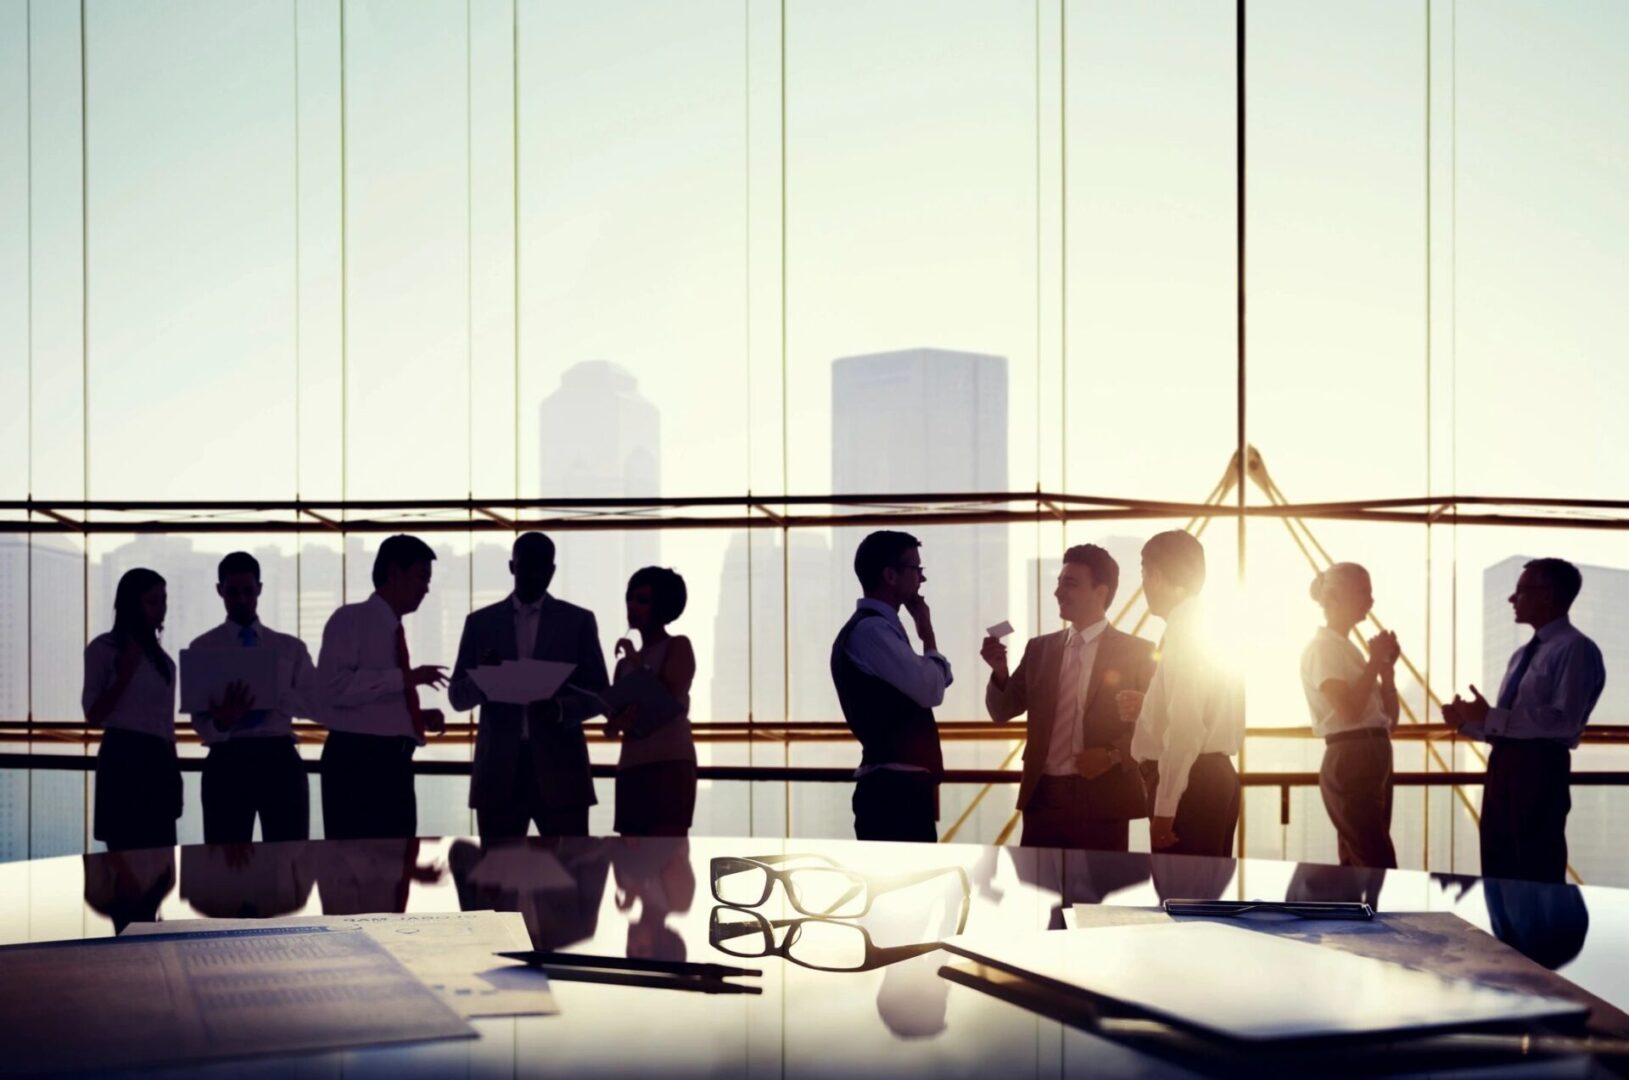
xmin=2 ymin=835 xmax=1627 ymax=1077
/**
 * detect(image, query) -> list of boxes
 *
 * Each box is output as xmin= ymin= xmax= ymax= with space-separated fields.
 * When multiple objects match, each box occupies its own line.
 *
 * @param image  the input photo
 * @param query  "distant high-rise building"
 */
xmin=1483 ymin=555 xmax=1629 ymax=727
xmin=539 ymin=361 xmax=660 ymax=657
xmin=710 ymin=531 xmax=834 ymax=725
xmin=827 ymin=347 xmax=1008 ymax=727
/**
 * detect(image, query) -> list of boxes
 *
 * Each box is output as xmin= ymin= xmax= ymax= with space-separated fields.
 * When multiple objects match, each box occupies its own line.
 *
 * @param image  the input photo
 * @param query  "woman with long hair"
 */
xmin=608 ymin=566 xmax=697 ymax=837
xmin=82 ymin=567 xmax=182 ymax=851
xmin=1300 ymin=562 xmax=1400 ymax=869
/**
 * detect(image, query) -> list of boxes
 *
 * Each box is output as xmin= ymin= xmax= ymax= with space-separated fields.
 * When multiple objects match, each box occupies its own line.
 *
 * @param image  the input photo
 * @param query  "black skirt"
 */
xmin=614 ymin=760 xmax=698 ymax=836
xmin=94 ymin=727 xmax=183 ymax=851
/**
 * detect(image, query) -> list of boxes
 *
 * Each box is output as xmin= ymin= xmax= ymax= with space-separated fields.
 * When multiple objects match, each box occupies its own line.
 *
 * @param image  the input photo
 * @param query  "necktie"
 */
xmin=239 ymin=624 xmax=259 ymax=647
xmin=395 ymin=624 xmax=427 ymax=741
xmin=1058 ymin=633 xmax=1085 ymax=741
xmin=1497 ymin=635 xmax=1542 ymax=711
xmin=237 ymin=623 xmax=268 ymax=728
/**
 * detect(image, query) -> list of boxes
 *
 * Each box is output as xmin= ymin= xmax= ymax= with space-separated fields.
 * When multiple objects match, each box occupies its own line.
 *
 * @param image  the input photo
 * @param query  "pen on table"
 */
xmin=495 ymin=950 xmax=762 ymax=979
xmin=533 ymin=966 xmax=763 ymax=994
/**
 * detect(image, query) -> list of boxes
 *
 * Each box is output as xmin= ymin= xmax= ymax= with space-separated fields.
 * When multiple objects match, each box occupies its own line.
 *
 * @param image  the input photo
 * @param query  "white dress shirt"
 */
xmin=186 ymin=619 xmax=318 ymax=745
xmin=1300 ymin=627 xmax=1390 ymax=739
xmin=316 ymin=593 xmax=418 ymax=742
xmin=1130 ymin=599 xmax=1244 ymax=818
xmin=1044 ymin=619 xmax=1108 ymax=776
xmin=1461 ymin=616 xmax=1605 ymax=748
xmin=81 ymin=632 xmax=177 ymax=740
xmin=845 ymin=598 xmax=953 ymax=774
xmin=513 ymin=594 xmax=542 ymax=659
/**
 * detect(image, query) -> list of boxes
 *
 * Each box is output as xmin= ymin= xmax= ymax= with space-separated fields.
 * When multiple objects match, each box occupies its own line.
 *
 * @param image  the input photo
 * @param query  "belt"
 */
xmin=1326 ymin=726 xmax=1390 ymax=747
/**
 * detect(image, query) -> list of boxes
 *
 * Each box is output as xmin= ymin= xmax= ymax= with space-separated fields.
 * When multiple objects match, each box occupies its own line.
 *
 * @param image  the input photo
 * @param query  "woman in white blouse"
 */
xmin=82 ymin=567 xmax=181 ymax=851
xmin=1300 ymin=562 xmax=1400 ymax=869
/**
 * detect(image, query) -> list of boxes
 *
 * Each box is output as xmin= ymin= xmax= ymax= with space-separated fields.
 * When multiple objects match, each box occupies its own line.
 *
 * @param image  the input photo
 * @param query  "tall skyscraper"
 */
xmin=539 ymin=361 xmax=660 ymax=655
xmin=828 ymin=347 xmax=1008 ymax=728
xmin=1483 ymin=555 xmax=1629 ymax=725
xmin=710 ymin=531 xmax=834 ymax=726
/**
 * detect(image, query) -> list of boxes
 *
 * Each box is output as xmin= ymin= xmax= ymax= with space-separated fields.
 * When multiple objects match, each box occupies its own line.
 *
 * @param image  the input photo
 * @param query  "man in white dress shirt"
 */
xmin=982 ymin=544 xmax=1156 ymax=851
xmin=316 ymin=534 xmax=448 ymax=840
xmin=830 ymin=530 xmax=950 ymax=843
xmin=1126 ymin=531 xmax=1244 ymax=857
xmin=188 ymin=551 xmax=318 ymax=843
xmin=1444 ymin=558 xmax=1605 ymax=883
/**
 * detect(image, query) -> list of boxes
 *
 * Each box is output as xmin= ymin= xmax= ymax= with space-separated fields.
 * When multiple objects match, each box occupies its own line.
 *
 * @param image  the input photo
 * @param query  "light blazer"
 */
xmin=985 ymin=625 xmax=1157 ymax=819
xmin=449 ymin=596 xmax=610 ymax=813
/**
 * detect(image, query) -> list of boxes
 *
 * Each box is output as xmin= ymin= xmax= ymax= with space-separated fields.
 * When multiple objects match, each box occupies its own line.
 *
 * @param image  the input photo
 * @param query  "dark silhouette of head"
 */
xmin=1056 ymin=543 xmax=1118 ymax=628
xmin=626 ymin=566 xmax=687 ymax=633
xmin=216 ymin=551 xmax=263 ymax=627
xmin=372 ymin=534 xmax=436 ymax=615
xmin=510 ymin=531 xmax=556 ymax=604
xmin=112 ymin=567 xmax=171 ymax=682
xmin=1510 ymin=557 xmax=1581 ymax=630
xmin=1141 ymin=531 xmax=1206 ymax=618
xmin=854 ymin=530 xmax=925 ymax=606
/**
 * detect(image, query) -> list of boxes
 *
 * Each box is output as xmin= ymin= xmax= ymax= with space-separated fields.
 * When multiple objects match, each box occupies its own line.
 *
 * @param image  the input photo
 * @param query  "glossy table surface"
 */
xmin=3 ymin=836 xmax=1627 ymax=1078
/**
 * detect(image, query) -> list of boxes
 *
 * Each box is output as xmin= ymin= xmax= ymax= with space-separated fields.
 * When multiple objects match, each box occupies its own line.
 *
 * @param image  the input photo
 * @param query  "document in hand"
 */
xmin=125 ymin=910 xmax=556 ymax=1018
xmin=179 ymin=646 xmax=280 ymax=714
xmin=600 ymin=667 xmax=684 ymax=736
xmin=942 ymin=921 xmax=1585 ymax=1042
xmin=470 ymin=658 xmax=576 ymax=704
xmin=0 ymin=926 xmax=474 ymax=1074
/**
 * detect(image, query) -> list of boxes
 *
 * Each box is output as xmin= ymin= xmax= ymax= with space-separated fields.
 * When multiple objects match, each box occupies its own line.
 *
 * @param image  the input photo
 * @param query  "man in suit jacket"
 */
xmin=449 ymin=532 xmax=610 ymax=839
xmin=982 ymin=544 xmax=1155 ymax=852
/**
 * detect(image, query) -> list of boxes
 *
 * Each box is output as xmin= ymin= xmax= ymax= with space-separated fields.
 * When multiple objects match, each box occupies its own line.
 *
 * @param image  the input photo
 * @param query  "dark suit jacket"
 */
xmin=985 ymin=626 xmax=1156 ymax=819
xmin=449 ymin=595 xmax=609 ymax=812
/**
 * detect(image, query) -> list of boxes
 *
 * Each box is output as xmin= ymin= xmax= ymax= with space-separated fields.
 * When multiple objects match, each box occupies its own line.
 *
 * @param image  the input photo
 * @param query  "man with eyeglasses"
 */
xmin=831 ymin=530 xmax=950 ymax=842
xmin=1443 ymin=557 xmax=1604 ymax=883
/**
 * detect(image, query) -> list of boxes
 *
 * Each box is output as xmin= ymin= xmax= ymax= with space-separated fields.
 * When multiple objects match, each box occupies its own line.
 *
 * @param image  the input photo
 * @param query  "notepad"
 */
xmin=942 ymin=921 xmax=1584 ymax=1043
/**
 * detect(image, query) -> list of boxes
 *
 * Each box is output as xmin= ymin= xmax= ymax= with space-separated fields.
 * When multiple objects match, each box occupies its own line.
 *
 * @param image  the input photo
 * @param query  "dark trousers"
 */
xmin=320 ymin=731 xmax=417 ymax=840
xmin=202 ymin=738 xmax=311 ymax=844
xmin=853 ymin=770 xmax=938 ymax=843
xmin=1319 ymin=730 xmax=1398 ymax=869
xmin=1145 ymin=755 xmax=1240 ymax=858
xmin=94 ymin=728 xmax=182 ymax=852
xmin=1482 ymin=740 xmax=1572 ymax=884
xmin=1020 ymin=775 xmax=1132 ymax=852
xmin=477 ymin=749 xmax=590 ymax=840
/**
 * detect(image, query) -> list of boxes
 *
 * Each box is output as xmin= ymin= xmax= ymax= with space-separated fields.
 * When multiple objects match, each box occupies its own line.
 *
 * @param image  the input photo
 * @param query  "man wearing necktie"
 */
xmin=1444 ymin=558 xmax=1605 ymax=883
xmin=449 ymin=532 xmax=609 ymax=839
xmin=982 ymin=544 xmax=1156 ymax=851
xmin=187 ymin=551 xmax=318 ymax=844
xmin=315 ymin=535 xmax=448 ymax=840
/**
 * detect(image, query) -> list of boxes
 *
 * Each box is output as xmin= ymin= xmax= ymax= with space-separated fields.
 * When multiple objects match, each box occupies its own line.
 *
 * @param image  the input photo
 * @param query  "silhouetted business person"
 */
xmin=83 ymin=568 xmax=181 ymax=852
xmin=982 ymin=544 xmax=1155 ymax=852
xmin=1444 ymin=557 xmax=1604 ymax=883
xmin=608 ymin=567 xmax=697 ymax=837
xmin=188 ymin=551 xmax=318 ymax=844
xmin=832 ymin=530 xmax=949 ymax=843
xmin=1127 ymin=531 xmax=1244 ymax=858
xmin=316 ymin=535 xmax=447 ymax=840
xmin=449 ymin=532 xmax=608 ymax=839
xmin=1300 ymin=562 xmax=1400 ymax=869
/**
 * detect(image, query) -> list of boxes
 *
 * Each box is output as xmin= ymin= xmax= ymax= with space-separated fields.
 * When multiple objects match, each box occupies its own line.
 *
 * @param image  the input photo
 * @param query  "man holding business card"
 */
xmin=982 ymin=544 xmax=1156 ymax=852
xmin=187 ymin=551 xmax=318 ymax=843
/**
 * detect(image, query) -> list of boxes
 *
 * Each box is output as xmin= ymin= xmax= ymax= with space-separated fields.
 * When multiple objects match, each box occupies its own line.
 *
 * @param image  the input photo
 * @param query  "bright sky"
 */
xmin=1 ymin=0 xmax=1625 ymax=733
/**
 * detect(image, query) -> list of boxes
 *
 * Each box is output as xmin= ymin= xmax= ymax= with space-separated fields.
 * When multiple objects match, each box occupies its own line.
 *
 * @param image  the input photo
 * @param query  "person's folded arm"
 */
xmin=1485 ymin=640 xmax=1606 ymax=742
xmin=848 ymin=618 xmax=952 ymax=708
xmin=317 ymin=609 xmax=403 ymax=709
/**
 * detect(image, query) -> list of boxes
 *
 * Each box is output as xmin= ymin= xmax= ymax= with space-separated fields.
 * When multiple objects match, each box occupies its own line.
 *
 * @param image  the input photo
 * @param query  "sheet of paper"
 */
xmin=127 ymin=910 xmax=555 ymax=1018
xmin=469 ymin=659 xmax=576 ymax=704
xmin=600 ymin=666 xmax=684 ymax=734
xmin=986 ymin=620 xmax=1015 ymax=639
xmin=179 ymin=646 xmax=281 ymax=714
xmin=0 ymin=926 xmax=473 ymax=1075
